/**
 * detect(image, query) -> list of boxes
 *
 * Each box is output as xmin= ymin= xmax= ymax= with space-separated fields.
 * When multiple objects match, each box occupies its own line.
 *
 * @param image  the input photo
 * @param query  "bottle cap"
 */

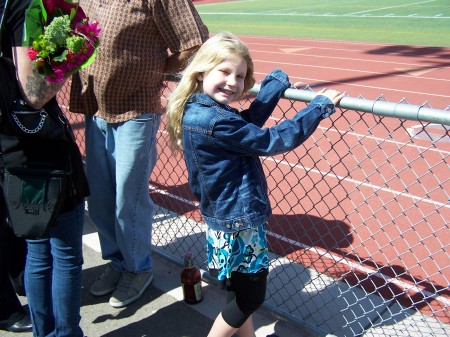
xmin=184 ymin=251 xmax=194 ymax=268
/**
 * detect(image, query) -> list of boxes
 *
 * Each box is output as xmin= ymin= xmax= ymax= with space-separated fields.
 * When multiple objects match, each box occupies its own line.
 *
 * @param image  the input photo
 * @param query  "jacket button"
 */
xmin=226 ymin=224 xmax=231 ymax=229
xmin=234 ymin=222 xmax=243 ymax=228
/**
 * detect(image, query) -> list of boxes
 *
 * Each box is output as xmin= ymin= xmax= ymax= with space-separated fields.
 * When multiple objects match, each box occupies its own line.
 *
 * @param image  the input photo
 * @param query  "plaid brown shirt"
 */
xmin=70 ymin=0 xmax=209 ymax=123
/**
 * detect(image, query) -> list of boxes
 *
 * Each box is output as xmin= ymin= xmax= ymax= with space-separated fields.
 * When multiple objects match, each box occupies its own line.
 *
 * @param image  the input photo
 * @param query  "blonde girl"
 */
xmin=166 ymin=32 xmax=345 ymax=337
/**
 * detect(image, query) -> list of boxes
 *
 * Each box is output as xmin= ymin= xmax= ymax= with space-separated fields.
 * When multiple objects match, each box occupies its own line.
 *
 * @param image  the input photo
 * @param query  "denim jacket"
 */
xmin=182 ymin=69 xmax=336 ymax=232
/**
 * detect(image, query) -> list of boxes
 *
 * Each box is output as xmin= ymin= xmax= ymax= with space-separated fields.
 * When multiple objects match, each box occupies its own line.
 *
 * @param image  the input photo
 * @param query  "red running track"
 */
xmin=242 ymin=35 xmax=450 ymax=109
xmin=239 ymin=36 xmax=449 ymax=322
xmin=63 ymin=30 xmax=450 ymax=323
xmin=153 ymin=34 xmax=450 ymax=322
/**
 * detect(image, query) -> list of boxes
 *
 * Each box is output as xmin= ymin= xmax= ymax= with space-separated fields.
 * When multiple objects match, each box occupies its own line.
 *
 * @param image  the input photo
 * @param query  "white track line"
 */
xmin=248 ymin=42 xmax=450 ymax=62
xmin=266 ymin=229 xmax=450 ymax=308
xmin=252 ymin=68 xmax=450 ymax=100
xmin=148 ymin=184 xmax=450 ymax=308
xmin=345 ymin=0 xmax=436 ymax=15
xmin=199 ymin=12 xmax=449 ymax=19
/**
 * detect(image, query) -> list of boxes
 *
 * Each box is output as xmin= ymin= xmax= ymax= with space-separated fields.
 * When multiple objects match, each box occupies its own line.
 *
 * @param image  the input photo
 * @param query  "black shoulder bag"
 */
xmin=0 ymin=0 xmax=72 ymax=239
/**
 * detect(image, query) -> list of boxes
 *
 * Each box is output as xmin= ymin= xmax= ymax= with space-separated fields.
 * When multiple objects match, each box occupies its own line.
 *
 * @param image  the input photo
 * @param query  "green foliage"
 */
xmin=66 ymin=36 xmax=85 ymax=53
xmin=44 ymin=15 xmax=71 ymax=47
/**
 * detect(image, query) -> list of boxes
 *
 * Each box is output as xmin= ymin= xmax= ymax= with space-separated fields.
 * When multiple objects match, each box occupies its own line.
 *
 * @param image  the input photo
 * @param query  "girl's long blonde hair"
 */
xmin=166 ymin=32 xmax=255 ymax=154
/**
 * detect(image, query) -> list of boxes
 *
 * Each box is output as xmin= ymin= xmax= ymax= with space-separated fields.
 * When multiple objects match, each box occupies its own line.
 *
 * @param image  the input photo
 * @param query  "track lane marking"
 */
xmin=345 ymin=0 xmax=436 ymax=15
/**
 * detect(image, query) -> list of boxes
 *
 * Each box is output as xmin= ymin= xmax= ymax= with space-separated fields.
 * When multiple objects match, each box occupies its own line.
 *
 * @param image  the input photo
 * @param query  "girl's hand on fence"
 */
xmin=317 ymin=88 xmax=346 ymax=106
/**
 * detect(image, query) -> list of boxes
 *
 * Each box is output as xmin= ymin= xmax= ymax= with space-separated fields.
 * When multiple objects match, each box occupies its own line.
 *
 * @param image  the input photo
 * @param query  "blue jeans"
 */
xmin=85 ymin=113 xmax=161 ymax=273
xmin=25 ymin=202 xmax=85 ymax=337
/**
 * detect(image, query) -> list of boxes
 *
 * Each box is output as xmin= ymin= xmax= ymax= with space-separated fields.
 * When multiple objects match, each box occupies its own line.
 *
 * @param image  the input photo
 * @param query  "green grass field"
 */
xmin=196 ymin=0 xmax=450 ymax=47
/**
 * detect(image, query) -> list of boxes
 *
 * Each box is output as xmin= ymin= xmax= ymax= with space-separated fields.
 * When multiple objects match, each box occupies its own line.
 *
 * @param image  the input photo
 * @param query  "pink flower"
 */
xmin=42 ymin=0 xmax=86 ymax=26
xmin=85 ymin=20 xmax=101 ymax=41
xmin=65 ymin=50 xmax=77 ymax=64
xmin=46 ymin=67 xmax=65 ymax=83
xmin=28 ymin=48 xmax=39 ymax=60
xmin=74 ymin=19 xmax=101 ymax=42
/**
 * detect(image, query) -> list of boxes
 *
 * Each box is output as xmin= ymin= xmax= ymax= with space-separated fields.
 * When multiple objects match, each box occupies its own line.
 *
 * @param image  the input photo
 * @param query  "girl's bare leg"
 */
xmin=236 ymin=315 xmax=256 ymax=337
xmin=207 ymin=312 xmax=237 ymax=337
xmin=207 ymin=313 xmax=256 ymax=337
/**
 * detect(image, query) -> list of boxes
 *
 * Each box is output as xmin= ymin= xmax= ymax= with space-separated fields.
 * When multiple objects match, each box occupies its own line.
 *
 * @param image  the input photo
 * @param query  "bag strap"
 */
xmin=0 ymin=0 xmax=12 ymax=56
xmin=0 ymin=0 xmax=12 ymax=174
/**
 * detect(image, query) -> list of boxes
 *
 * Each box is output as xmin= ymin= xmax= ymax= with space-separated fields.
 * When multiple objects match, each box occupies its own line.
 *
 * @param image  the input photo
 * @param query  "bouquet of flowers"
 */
xmin=24 ymin=0 xmax=101 ymax=83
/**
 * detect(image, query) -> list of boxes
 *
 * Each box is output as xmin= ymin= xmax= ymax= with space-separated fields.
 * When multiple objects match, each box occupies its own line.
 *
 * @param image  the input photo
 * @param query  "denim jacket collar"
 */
xmin=188 ymin=93 xmax=237 ymax=113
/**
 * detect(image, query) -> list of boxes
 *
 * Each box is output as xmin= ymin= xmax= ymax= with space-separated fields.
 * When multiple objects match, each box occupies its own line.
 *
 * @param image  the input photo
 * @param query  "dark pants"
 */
xmin=0 ymin=193 xmax=27 ymax=329
xmin=222 ymin=269 xmax=268 ymax=328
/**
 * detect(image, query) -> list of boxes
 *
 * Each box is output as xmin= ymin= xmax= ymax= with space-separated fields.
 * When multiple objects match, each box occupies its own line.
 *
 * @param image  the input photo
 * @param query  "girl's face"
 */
xmin=197 ymin=57 xmax=247 ymax=105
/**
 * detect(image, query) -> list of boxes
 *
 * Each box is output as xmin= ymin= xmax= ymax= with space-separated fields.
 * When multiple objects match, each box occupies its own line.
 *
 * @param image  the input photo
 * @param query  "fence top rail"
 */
xmin=249 ymin=84 xmax=450 ymax=126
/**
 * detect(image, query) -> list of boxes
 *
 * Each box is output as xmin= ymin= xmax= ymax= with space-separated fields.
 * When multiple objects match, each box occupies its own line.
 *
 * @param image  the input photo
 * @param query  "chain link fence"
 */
xmin=59 ymin=79 xmax=449 ymax=337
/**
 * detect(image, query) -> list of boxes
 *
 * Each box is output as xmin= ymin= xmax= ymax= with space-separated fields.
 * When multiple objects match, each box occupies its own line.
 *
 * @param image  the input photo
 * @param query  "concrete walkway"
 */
xmin=3 ymin=213 xmax=309 ymax=337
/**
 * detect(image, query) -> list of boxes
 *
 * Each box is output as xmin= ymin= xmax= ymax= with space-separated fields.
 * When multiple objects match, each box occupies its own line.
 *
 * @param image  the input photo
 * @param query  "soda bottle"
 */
xmin=180 ymin=251 xmax=203 ymax=304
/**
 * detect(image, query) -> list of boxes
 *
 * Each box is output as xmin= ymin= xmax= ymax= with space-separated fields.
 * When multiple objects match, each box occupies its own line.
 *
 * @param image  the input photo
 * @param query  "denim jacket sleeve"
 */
xmin=212 ymin=94 xmax=336 ymax=156
xmin=239 ymin=68 xmax=290 ymax=127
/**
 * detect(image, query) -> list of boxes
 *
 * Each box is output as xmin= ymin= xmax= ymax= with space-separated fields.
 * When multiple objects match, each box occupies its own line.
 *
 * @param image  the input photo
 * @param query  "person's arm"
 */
xmin=13 ymin=46 xmax=67 ymax=109
xmin=239 ymin=68 xmax=291 ymax=127
xmin=211 ymin=90 xmax=344 ymax=157
xmin=164 ymin=45 xmax=200 ymax=74
xmin=157 ymin=0 xmax=208 ymax=74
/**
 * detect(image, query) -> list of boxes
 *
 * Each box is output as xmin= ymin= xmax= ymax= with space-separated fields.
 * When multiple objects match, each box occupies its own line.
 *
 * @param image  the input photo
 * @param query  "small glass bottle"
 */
xmin=180 ymin=251 xmax=203 ymax=304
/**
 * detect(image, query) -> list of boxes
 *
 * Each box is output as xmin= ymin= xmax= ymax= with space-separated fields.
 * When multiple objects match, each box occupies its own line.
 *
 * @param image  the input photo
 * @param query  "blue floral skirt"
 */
xmin=206 ymin=224 xmax=269 ymax=281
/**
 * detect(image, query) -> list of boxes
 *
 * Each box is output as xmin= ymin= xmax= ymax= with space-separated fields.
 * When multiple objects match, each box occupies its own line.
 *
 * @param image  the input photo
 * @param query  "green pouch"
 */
xmin=3 ymin=167 xmax=69 ymax=239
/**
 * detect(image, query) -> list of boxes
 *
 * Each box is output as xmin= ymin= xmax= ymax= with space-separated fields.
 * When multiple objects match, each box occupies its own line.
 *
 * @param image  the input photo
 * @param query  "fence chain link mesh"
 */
xmin=58 ymin=80 xmax=449 ymax=337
